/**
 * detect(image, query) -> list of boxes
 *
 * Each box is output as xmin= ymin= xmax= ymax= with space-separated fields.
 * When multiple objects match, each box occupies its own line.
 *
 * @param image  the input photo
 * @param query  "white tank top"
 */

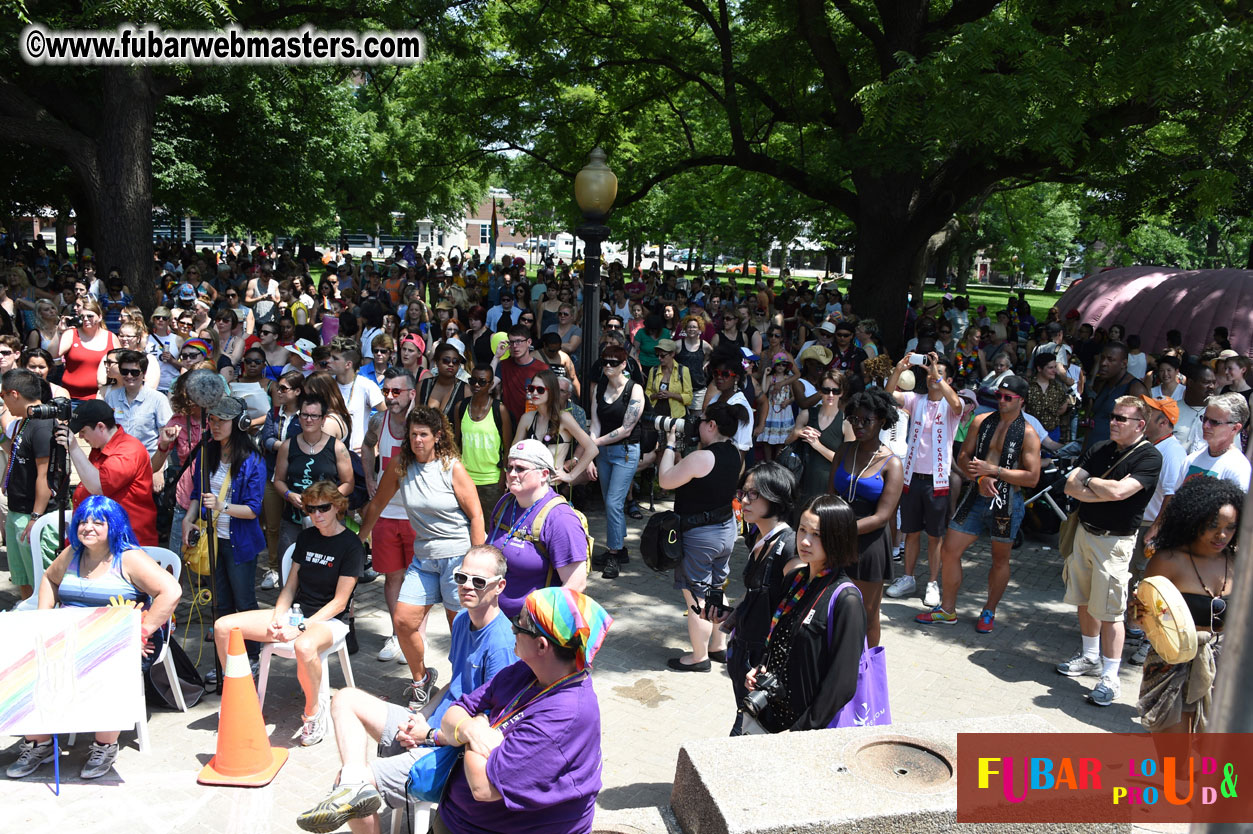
xmin=379 ymin=410 xmax=408 ymax=520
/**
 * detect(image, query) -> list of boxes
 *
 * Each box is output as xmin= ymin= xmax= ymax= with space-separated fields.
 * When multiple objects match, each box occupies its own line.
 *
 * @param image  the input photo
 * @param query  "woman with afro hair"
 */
xmin=1134 ymin=474 xmax=1244 ymax=733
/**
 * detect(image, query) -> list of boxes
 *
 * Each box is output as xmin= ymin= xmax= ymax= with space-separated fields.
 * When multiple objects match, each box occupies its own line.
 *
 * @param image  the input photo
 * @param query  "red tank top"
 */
xmin=61 ymin=329 xmax=115 ymax=399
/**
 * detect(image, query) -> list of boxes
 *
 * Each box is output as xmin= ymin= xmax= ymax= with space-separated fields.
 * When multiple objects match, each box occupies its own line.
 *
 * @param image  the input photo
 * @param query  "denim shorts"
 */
xmin=949 ymin=491 xmax=1025 ymax=543
xmin=398 ymin=555 xmax=463 ymax=611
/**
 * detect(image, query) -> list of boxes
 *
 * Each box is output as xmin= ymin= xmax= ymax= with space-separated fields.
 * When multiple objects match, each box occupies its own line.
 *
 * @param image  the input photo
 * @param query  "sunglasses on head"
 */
xmin=304 ymin=503 xmax=334 ymax=515
xmin=452 ymin=571 xmax=501 ymax=591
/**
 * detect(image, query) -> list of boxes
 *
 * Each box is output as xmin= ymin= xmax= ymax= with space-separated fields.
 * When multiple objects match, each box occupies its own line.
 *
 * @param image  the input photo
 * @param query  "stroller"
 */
xmin=1017 ymin=453 xmax=1079 ymax=547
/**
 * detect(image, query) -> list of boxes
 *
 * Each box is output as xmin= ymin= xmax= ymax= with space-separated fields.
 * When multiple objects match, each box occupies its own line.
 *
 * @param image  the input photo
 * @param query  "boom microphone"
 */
xmin=184 ymin=368 xmax=228 ymax=409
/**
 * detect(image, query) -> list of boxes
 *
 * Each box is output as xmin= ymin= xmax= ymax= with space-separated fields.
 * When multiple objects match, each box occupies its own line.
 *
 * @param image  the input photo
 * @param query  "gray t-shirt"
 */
xmin=401 ymin=459 xmax=472 ymax=560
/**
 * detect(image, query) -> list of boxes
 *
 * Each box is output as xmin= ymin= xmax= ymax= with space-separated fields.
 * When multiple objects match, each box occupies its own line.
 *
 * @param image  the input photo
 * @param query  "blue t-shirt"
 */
xmin=430 ymin=609 xmax=518 ymax=725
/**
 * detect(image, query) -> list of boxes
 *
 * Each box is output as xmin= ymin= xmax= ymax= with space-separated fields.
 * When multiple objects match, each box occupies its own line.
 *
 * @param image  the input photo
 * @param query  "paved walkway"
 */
xmin=0 ymin=498 xmax=1155 ymax=833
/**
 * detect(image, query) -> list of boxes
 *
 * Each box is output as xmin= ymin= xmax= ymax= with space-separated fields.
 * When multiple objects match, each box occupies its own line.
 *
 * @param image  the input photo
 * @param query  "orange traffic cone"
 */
xmin=198 ymin=627 xmax=289 ymax=786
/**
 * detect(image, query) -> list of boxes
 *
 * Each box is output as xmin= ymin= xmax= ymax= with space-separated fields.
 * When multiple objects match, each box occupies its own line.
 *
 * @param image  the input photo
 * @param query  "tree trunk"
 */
xmin=1206 ymin=225 xmax=1220 ymax=269
xmin=1043 ymin=265 xmax=1062 ymax=293
xmin=55 ymin=204 xmax=69 ymax=260
xmin=850 ymin=223 xmax=933 ymax=358
xmin=1246 ymin=237 xmax=1253 ymax=270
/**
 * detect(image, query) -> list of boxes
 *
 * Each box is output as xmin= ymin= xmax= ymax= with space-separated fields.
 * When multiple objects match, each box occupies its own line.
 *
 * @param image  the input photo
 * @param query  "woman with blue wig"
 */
xmin=6 ymin=495 xmax=181 ymax=781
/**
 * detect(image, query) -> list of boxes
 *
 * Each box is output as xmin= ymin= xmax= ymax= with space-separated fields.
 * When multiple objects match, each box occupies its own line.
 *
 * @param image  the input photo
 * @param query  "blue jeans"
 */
xmin=597 ymin=442 xmax=639 ymax=550
xmin=215 ymin=537 xmax=260 ymax=659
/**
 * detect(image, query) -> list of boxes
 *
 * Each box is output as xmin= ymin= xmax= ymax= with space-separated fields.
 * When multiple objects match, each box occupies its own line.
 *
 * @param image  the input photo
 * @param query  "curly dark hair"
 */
xmin=1155 ymin=475 xmax=1245 ymax=556
xmin=843 ymin=386 xmax=898 ymax=429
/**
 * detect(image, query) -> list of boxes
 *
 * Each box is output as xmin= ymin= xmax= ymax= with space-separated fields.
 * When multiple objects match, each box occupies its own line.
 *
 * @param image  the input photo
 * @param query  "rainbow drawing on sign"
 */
xmin=0 ymin=606 xmax=136 ymax=733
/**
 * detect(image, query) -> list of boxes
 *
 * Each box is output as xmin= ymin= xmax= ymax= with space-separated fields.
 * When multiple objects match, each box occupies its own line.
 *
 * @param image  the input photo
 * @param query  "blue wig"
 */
xmin=69 ymin=495 xmax=142 ymax=566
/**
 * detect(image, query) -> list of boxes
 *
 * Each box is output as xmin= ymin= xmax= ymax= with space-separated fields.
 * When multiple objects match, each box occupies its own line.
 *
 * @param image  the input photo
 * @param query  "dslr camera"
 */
xmin=28 ymin=397 xmax=73 ymax=421
xmin=742 ymin=670 xmax=782 ymax=718
xmin=653 ymin=415 xmax=685 ymax=436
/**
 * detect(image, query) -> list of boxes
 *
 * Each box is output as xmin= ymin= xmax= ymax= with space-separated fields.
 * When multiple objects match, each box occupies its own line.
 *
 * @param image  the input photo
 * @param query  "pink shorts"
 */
xmin=372 ymin=516 xmax=416 ymax=574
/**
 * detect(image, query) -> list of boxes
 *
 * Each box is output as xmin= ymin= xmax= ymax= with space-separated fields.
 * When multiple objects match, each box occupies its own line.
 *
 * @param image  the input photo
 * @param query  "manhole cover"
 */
xmin=849 ymin=739 xmax=953 ymax=790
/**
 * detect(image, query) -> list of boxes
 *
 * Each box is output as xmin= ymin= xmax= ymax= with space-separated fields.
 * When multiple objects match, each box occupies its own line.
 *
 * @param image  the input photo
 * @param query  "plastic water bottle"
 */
xmin=288 ymin=604 xmax=304 ymax=628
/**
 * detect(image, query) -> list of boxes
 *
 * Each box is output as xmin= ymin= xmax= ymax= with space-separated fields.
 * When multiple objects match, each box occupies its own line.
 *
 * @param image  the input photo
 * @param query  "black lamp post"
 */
xmin=574 ymin=147 xmax=617 ymax=409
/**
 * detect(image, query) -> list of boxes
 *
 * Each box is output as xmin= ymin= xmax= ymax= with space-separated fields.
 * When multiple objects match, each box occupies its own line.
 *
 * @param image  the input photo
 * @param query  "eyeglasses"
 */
xmin=118 ymin=367 xmax=143 ymax=377
xmin=299 ymin=412 xmax=325 ymax=421
xmin=243 ymin=357 xmax=264 ymax=365
xmin=317 ymin=360 xmax=331 ymax=368
xmin=0 ymin=349 xmax=14 ymax=357
xmin=507 ymin=338 xmax=529 ymax=346
xmin=374 ymin=349 xmax=392 ymax=356
xmin=998 ymin=393 xmax=1023 ymax=403
xmin=382 ymin=386 xmax=410 ymax=396
xmin=452 ymin=571 xmax=502 ymax=591
xmin=520 ymin=318 xmax=535 ymax=324
xmin=604 ymin=323 xmax=621 ymax=330
xmin=304 ymin=503 xmax=334 ymax=515
xmin=559 ymin=311 xmax=571 ymax=317
xmin=1109 ymin=413 xmax=1142 ymax=424
xmin=511 ymin=617 xmax=542 ymax=638
xmin=1202 ymin=416 xmax=1240 ymax=427
xmin=736 ymin=488 xmax=759 ymax=503
xmin=505 ymin=463 xmax=538 ymax=475
xmin=820 ymin=386 xmax=842 ymax=395
xmin=848 ymin=415 xmax=875 ymax=427
xmin=259 ymin=329 xmax=277 ymax=336
xmin=226 ymin=293 xmax=238 ymax=298
xmin=179 ymin=352 xmax=201 ymax=360
xmin=152 ymin=315 xmax=168 ymax=321
xmin=526 ymin=384 xmax=547 ymax=395
xmin=712 ymin=370 xmax=737 ymax=379
xmin=277 ymin=385 xmax=298 ymax=393
xmin=468 ymin=377 xmax=491 ymax=388
xmin=602 ymin=358 xmax=624 ymax=368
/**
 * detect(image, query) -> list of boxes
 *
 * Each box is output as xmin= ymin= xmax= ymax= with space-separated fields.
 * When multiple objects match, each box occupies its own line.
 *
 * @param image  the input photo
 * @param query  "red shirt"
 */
xmin=73 ymin=427 xmax=158 ymax=546
xmin=496 ymin=355 xmax=549 ymax=424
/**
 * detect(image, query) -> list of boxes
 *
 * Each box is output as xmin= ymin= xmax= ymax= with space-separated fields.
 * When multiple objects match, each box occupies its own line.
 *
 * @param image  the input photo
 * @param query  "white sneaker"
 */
xmin=1056 ymin=651 xmax=1102 ymax=677
xmin=298 ymin=700 xmax=330 ymax=747
xmin=885 ymin=575 xmax=916 ymax=598
xmin=377 ymin=635 xmax=400 ymax=663
xmin=260 ymin=569 xmax=279 ymax=590
xmin=923 ymin=581 xmax=941 ymax=608
xmin=1089 ymin=674 xmax=1121 ymax=707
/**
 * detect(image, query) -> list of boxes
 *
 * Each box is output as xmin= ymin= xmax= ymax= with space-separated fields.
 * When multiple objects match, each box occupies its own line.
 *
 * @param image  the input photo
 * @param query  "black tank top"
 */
xmin=472 ymin=328 xmax=495 ymax=367
xmin=285 ymin=435 xmax=340 ymax=522
xmin=595 ymin=378 xmax=642 ymax=445
xmin=677 ymin=338 xmax=706 ymax=388
xmin=675 ymin=440 xmax=740 ymax=516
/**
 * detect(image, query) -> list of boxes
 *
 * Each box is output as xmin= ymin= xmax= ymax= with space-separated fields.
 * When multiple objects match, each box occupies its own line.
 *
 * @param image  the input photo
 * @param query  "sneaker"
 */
xmin=1126 ymin=626 xmax=1145 ymax=640
xmin=915 ymin=606 xmax=957 ymax=625
xmin=298 ymin=700 xmax=330 ymax=747
xmin=405 ymin=669 xmax=439 ymax=711
xmin=6 ymin=739 xmax=54 ymax=778
xmin=260 ymin=569 xmax=279 ymax=590
xmin=80 ymin=741 xmax=119 ymax=779
xmin=1056 ymin=651 xmax=1102 ymax=677
xmin=892 ymin=543 xmax=905 ymax=563
xmin=885 ymin=575 xmax=916 ymax=599
xmin=1089 ymin=674 xmax=1121 ymax=707
xmin=377 ymin=635 xmax=400 ymax=663
xmin=1128 ymin=639 xmax=1151 ymax=666
xmin=297 ymin=782 xmax=383 ymax=833
xmin=359 ymin=567 xmax=379 ymax=584
xmin=923 ymin=581 xmax=941 ymax=608
xmin=976 ymin=609 xmax=995 ymax=634
xmin=205 ymin=658 xmax=260 ymax=687
xmin=601 ymin=553 xmax=620 ymax=580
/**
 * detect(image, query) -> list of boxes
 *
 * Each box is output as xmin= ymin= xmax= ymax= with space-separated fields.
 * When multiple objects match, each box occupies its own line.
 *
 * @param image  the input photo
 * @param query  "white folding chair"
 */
xmin=14 ymin=510 xmax=70 ymax=611
xmin=256 ymin=544 xmax=356 ymax=710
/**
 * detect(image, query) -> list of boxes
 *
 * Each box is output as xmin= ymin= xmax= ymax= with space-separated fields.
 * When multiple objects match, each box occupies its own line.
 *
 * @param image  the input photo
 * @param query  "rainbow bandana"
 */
xmin=182 ymin=338 xmax=212 ymax=359
xmin=524 ymin=587 xmax=613 ymax=671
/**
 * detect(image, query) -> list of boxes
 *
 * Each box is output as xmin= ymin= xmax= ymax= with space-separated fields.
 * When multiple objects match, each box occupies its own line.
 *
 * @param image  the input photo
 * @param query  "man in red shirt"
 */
xmin=493 ymin=324 xmax=549 ymax=425
xmin=61 ymin=399 xmax=158 ymax=545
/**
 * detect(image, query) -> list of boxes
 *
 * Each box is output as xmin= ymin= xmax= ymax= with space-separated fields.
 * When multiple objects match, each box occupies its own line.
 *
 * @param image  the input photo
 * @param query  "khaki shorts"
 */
xmin=1062 ymin=525 xmax=1136 ymax=622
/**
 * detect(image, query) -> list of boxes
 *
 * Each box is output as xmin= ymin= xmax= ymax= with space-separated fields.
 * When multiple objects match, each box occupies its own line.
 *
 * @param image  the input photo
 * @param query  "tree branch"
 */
xmin=829 ymin=0 xmax=893 ymax=76
xmin=796 ymin=0 xmax=863 ymax=129
xmin=0 ymin=76 xmax=95 ymax=161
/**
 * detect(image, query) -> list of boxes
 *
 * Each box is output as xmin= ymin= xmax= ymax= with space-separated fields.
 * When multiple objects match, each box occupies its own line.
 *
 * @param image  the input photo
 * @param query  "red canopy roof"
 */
xmin=1057 ymin=266 xmax=1253 ymax=357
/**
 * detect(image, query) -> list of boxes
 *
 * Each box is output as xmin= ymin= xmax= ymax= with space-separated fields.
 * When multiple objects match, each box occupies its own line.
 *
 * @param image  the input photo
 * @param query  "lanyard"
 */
xmin=505 ymin=496 xmax=547 ymax=542
xmin=768 ymin=568 xmax=830 ymax=642
xmin=490 ymin=669 xmax=585 ymax=729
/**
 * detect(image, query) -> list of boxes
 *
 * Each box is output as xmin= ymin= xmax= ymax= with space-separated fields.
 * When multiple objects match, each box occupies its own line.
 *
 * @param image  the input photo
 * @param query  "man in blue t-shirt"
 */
xmin=297 ymin=545 xmax=518 ymax=833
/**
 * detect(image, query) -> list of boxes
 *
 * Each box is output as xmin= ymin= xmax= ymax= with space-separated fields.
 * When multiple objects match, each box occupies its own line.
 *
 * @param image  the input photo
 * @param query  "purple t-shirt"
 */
xmin=488 ymin=489 xmax=588 ymax=618
xmin=440 ymin=661 xmax=602 ymax=834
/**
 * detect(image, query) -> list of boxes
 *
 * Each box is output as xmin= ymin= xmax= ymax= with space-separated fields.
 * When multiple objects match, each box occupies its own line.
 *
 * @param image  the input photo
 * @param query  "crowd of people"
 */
xmin=0 ymin=239 xmax=1248 ymax=830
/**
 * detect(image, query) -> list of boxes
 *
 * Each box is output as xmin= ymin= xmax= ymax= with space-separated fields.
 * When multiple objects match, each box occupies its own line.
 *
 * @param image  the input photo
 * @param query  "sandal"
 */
xmin=626 ymin=502 xmax=643 ymax=520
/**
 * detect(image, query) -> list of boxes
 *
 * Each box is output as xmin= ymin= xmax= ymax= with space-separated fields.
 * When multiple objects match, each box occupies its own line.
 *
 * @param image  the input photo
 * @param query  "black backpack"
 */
xmin=641 ymin=510 xmax=683 ymax=572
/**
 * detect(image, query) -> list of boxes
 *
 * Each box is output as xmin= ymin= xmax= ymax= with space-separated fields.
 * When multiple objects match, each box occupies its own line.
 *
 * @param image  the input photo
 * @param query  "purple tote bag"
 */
xmin=826 ymin=582 xmax=892 ymax=728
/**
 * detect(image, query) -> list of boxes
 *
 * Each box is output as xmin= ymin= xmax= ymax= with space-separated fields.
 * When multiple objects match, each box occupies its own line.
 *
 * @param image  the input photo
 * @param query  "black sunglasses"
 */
xmin=304 ymin=502 xmax=334 ymax=515
xmin=468 ymin=377 xmax=491 ymax=387
xmin=118 ymin=367 xmax=143 ymax=377
xmin=820 ymin=386 xmax=842 ymax=395
xmin=511 ymin=617 xmax=542 ymax=638
xmin=602 ymin=358 xmax=624 ymax=367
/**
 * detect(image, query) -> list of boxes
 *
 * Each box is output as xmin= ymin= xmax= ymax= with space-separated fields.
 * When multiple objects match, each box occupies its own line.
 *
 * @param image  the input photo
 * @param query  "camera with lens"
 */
xmin=742 ymin=670 xmax=782 ymax=718
xmin=64 ymin=315 xmax=82 ymax=329
xmin=28 ymin=397 xmax=72 ymax=421
xmin=186 ymin=527 xmax=201 ymax=548
xmin=653 ymin=415 xmax=685 ymax=436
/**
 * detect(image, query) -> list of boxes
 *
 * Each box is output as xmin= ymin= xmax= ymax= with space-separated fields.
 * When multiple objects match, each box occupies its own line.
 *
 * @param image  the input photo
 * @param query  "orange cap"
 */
xmin=1142 ymin=395 xmax=1179 ymax=426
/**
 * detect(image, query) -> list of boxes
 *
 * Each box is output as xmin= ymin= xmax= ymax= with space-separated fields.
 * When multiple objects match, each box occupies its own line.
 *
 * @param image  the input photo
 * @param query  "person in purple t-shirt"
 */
xmin=486 ymin=439 xmax=589 ymax=618
xmin=436 ymin=588 xmax=613 ymax=834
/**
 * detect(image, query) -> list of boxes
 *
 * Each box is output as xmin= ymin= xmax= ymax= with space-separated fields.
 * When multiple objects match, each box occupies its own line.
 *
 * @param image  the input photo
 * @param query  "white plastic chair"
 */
xmin=256 ymin=544 xmax=356 ymax=710
xmin=390 ymin=800 xmax=436 ymax=834
xmin=14 ymin=510 xmax=70 ymax=611
xmin=69 ymin=545 xmax=183 ymax=754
